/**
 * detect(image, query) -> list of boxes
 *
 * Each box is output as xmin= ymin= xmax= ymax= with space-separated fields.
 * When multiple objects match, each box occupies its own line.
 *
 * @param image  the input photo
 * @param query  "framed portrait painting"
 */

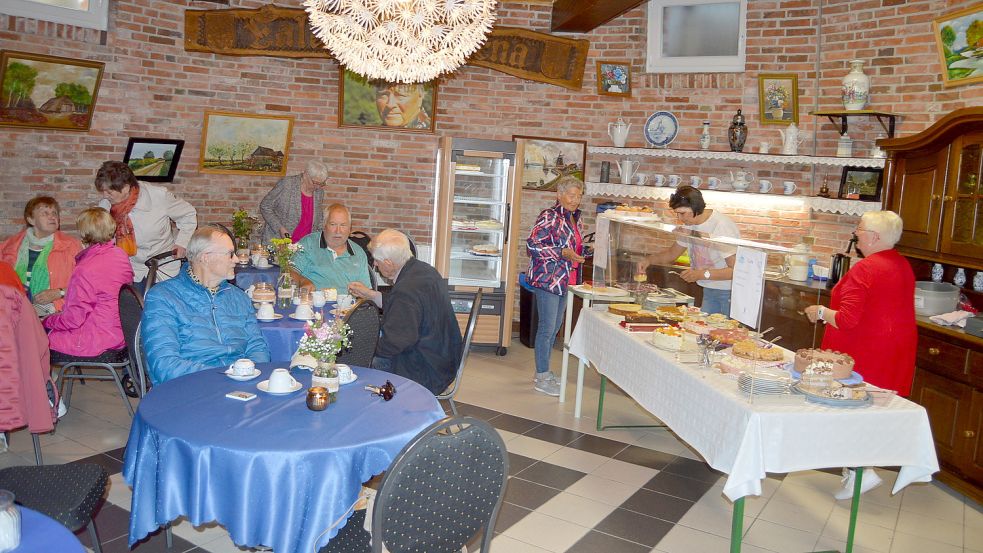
xmin=757 ymin=73 xmax=798 ymax=125
xmin=338 ymin=68 xmax=437 ymax=133
xmin=596 ymin=60 xmax=631 ymax=97
xmin=838 ymin=166 xmax=883 ymax=202
xmin=199 ymin=111 xmax=295 ymax=176
xmin=123 ymin=138 xmax=184 ymax=182
xmin=513 ymin=135 xmax=587 ymax=191
xmin=0 ymin=50 xmax=104 ymax=131
xmin=933 ymin=3 xmax=983 ymax=88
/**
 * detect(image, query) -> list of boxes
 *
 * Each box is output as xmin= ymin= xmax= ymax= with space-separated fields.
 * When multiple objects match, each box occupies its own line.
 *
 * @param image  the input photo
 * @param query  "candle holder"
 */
xmin=306 ymin=386 xmax=329 ymax=411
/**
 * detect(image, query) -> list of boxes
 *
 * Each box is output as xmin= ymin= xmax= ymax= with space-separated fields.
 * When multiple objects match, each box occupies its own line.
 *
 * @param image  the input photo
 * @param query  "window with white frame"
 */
xmin=0 ymin=0 xmax=109 ymax=31
xmin=645 ymin=0 xmax=747 ymax=73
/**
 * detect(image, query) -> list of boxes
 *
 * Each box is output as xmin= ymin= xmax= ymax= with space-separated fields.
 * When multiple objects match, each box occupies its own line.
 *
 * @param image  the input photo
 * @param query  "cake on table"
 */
xmin=608 ymin=304 xmax=642 ymax=316
xmin=793 ymin=349 xmax=854 ymax=379
xmin=709 ymin=328 xmax=748 ymax=345
xmin=652 ymin=326 xmax=684 ymax=351
xmin=732 ymin=339 xmax=786 ymax=362
xmin=252 ymin=288 xmax=276 ymax=303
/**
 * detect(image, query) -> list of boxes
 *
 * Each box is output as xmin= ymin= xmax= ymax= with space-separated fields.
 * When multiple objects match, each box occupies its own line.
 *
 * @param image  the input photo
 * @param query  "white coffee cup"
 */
xmin=257 ymin=303 xmax=275 ymax=320
xmin=759 ymin=141 xmax=770 ymax=154
xmin=667 ymin=174 xmax=682 ymax=188
xmin=337 ymin=294 xmax=355 ymax=310
xmin=311 ymin=290 xmax=326 ymax=307
xmin=689 ymin=176 xmax=703 ymax=189
xmin=788 ymin=264 xmax=809 ymax=281
xmin=255 ymin=258 xmax=270 ymax=268
xmin=336 ymin=363 xmax=353 ymax=383
xmin=707 ymin=177 xmax=722 ymax=190
xmin=294 ymin=303 xmax=315 ymax=319
xmin=268 ymin=368 xmax=298 ymax=393
xmin=250 ymin=254 xmax=262 ymax=266
xmin=783 ymin=181 xmax=797 ymax=195
xmin=229 ymin=358 xmax=256 ymax=376
xmin=758 ymin=179 xmax=774 ymax=193
xmin=634 ymin=173 xmax=648 ymax=186
xmin=652 ymin=174 xmax=667 ymax=187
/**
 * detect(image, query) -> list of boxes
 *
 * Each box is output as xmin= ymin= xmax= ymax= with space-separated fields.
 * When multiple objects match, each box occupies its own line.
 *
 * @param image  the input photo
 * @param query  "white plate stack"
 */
xmin=738 ymin=368 xmax=793 ymax=396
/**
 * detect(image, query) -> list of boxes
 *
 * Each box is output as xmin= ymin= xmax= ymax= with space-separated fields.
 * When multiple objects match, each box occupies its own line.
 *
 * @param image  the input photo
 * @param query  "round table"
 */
xmin=123 ymin=364 xmax=444 ymax=553
xmin=233 ymin=264 xmax=278 ymax=290
xmin=255 ymin=303 xmax=315 ymax=362
xmin=12 ymin=507 xmax=84 ymax=553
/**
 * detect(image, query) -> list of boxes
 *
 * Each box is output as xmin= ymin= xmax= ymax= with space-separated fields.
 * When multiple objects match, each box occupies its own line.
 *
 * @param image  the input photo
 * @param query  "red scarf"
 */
xmin=110 ymin=185 xmax=139 ymax=256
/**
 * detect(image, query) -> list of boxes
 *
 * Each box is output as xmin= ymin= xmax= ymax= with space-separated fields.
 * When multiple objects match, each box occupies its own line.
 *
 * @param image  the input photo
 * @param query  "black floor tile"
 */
xmin=613 ymin=445 xmax=677 ymax=470
xmin=85 ymin=503 xmax=130 ymax=544
xmin=503 ymin=478 xmax=562 ymax=510
xmin=100 ymin=531 xmax=198 ymax=553
xmin=494 ymin=502 xmax=532 ymax=533
xmin=514 ymin=461 xmax=586 ymax=490
xmin=567 ymin=434 xmax=630 ymax=457
xmin=522 ymin=423 xmax=583 ymax=446
xmin=488 ymin=413 xmax=541 ymax=435
xmin=594 ymin=508 xmax=674 ymax=547
xmin=78 ymin=504 xmax=198 ymax=552
xmin=508 ymin=453 xmax=537 ymax=476
xmin=103 ymin=446 xmax=128 ymax=463
xmin=454 ymin=402 xmax=503 ymax=422
xmin=620 ymin=488 xmax=694 ymax=523
xmin=566 ymin=530 xmax=651 ymax=553
xmin=661 ymin=456 xmax=724 ymax=483
xmin=642 ymin=471 xmax=717 ymax=501
xmin=72 ymin=452 xmax=124 ymax=475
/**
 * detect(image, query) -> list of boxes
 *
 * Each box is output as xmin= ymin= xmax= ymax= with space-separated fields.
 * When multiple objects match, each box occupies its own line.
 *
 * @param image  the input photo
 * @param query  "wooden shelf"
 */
xmin=808 ymin=110 xmax=900 ymax=137
xmin=587 ymin=146 xmax=886 ymax=169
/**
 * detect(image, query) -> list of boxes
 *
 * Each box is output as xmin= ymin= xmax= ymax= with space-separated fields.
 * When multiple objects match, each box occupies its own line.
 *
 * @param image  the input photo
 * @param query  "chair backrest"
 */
xmin=144 ymin=251 xmax=185 ymax=298
xmin=371 ymin=416 xmax=508 ymax=553
xmin=336 ymin=299 xmax=380 ymax=368
xmin=349 ymin=231 xmax=378 ymax=289
xmin=436 ymin=289 xmax=481 ymax=402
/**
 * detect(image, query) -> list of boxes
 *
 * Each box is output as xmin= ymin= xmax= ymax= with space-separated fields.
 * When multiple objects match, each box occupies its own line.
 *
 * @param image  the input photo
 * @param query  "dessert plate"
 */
xmin=790 ymin=369 xmax=863 ymax=385
xmin=257 ymin=380 xmax=303 ymax=395
xmin=224 ymin=368 xmax=261 ymax=381
xmin=792 ymin=383 xmax=873 ymax=408
xmin=289 ymin=313 xmax=315 ymax=321
xmin=256 ymin=314 xmax=284 ymax=322
xmin=340 ymin=373 xmax=358 ymax=385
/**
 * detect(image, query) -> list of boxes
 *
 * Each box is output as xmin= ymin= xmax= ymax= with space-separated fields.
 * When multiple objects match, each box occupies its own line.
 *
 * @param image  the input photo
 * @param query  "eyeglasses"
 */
xmin=208 ymin=249 xmax=235 ymax=259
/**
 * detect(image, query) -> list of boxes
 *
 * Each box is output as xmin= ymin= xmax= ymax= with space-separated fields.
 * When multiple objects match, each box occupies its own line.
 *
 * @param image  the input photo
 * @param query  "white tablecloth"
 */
xmin=568 ymin=308 xmax=939 ymax=501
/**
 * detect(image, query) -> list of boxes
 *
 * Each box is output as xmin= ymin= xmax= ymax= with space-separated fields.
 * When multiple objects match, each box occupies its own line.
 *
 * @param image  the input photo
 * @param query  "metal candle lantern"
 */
xmin=306 ymin=386 xmax=329 ymax=411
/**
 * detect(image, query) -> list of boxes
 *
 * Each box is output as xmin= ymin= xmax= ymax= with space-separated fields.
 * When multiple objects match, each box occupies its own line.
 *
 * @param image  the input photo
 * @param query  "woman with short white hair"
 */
xmin=260 ymin=160 xmax=329 ymax=243
xmin=804 ymin=210 xmax=916 ymax=500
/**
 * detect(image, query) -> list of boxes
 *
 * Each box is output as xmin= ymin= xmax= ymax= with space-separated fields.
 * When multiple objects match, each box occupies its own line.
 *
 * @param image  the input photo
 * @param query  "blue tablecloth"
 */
xmin=233 ymin=264 xmax=278 ymax=290
xmin=13 ymin=507 xmax=84 ymax=553
xmin=123 ymin=364 xmax=444 ymax=553
xmin=256 ymin=303 xmax=338 ymax=363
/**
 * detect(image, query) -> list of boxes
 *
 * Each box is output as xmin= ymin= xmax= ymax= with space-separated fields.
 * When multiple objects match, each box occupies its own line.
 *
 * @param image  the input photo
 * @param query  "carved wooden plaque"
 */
xmin=184 ymin=4 xmax=332 ymax=58
xmin=470 ymin=26 xmax=589 ymax=91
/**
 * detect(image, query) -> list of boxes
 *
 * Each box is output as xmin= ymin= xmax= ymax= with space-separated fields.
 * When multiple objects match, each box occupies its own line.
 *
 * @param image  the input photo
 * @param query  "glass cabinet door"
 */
xmin=448 ymin=152 xmax=511 ymax=287
xmin=943 ymin=136 xmax=983 ymax=257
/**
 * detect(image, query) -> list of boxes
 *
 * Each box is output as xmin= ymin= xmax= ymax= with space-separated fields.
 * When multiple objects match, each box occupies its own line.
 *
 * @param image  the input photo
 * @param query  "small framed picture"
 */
xmin=596 ymin=60 xmax=631 ymax=97
xmin=513 ymin=135 xmax=587 ymax=191
xmin=757 ymin=73 xmax=799 ymax=125
xmin=123 ymin=138 xmax=185 ymax=182
xmin=838 ymin=166 xmax=883 ymax=202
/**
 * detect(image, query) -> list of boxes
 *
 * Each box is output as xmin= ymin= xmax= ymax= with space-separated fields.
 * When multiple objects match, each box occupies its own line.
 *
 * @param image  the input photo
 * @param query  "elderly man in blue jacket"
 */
xmin=142 ymin=226 xmax=270 ymax=384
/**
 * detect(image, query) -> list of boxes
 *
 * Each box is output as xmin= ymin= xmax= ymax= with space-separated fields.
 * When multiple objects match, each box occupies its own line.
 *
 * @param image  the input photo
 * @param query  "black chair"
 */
xmin=337 ymin=299 xmax=381 ymax=368
xmin=349 ymin=231 xmax=378 ymax=290
xmin=144 ymin=250 xmax=185 ymax=298
xmin=0 ymin=463 xmax=108 ymax=553
xmin=320 ymin=416 xmax=508 ymax=553
xmin=436 ymin=290 xmax=482 ymax=416
xmin=118 ymin=284 xmax=145 ymax=398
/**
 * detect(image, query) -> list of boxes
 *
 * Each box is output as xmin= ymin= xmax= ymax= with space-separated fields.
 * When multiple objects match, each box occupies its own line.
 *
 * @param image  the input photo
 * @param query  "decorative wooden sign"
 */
xmin=184 ymin=7 xmax=588 ymax=89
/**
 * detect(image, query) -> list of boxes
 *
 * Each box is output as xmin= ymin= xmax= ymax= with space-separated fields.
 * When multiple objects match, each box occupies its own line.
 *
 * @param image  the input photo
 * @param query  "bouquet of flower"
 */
xmin=231 ymin=208 xmax=258 ymax=243
xmin=297 ymin=314 xmax=352 ymax=374
xmin=765 ymin=82 xmax=789 ymax=110
xmin=602 ymin=66 xmax=628 ymax=91
xmin=270 ymin=237 xmax=302 ymax=269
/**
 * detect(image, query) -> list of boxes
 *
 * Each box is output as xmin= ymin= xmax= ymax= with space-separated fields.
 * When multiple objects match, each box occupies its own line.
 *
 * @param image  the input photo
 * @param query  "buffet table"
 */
xmin=123 ymin=364 xmax=444 ymax=553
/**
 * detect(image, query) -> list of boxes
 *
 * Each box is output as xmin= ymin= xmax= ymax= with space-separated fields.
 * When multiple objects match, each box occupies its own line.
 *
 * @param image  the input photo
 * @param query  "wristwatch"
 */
xmin=703 ymin=270 xmax=711 ymax=279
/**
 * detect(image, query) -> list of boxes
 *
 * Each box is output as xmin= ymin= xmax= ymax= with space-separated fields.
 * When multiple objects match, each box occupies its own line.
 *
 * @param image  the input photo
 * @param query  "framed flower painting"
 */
xmin=596 ymin=61 xmax=631 ymax=97
xmin=757 ymin=73 xmax=798 ymax=125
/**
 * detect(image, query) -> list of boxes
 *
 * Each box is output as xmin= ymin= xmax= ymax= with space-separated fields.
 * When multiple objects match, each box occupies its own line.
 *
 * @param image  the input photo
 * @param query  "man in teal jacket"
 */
xmin=142 ymin=226 xmax=270 ymax=384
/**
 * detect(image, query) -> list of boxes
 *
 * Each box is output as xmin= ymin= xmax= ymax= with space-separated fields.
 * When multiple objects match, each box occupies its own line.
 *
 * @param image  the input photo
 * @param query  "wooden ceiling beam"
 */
xmin=550 ymin=0 xmax=647 ymax=33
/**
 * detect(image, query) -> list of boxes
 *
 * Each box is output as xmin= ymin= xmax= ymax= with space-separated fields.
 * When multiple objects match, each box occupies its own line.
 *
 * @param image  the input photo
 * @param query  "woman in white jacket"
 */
xmin=95 ymin=161 xmax=197 ymax=292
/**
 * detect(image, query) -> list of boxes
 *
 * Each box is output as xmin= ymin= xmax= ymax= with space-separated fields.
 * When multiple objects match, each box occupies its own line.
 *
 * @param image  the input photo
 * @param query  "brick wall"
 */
xmin=1 ymin=0 xmax=981 ymax=268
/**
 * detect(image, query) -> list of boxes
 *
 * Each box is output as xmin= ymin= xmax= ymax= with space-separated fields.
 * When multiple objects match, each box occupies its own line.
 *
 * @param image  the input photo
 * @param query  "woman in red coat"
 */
xmin=804 ymin=210 xmax=916 ymax=500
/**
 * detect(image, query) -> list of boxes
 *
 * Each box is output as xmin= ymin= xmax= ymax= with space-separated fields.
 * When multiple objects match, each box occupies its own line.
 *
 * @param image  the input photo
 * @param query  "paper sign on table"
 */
xmin=729 ymin=246 xmax=767 ymax=329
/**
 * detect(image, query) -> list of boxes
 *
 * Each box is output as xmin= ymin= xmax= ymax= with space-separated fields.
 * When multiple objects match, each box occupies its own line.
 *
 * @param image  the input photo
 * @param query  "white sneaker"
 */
xmin=834 ymin=467 xmax=882 ymax=500
xmin=57 ymin=399 xmax=68 ymax=419
xmin=534 ymin=375 xmax=560 ymax=397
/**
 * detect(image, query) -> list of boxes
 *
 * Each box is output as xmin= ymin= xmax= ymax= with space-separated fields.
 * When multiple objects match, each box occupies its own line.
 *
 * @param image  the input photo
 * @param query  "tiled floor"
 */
xmin=2 ymin=339 xmax=981 ymax=552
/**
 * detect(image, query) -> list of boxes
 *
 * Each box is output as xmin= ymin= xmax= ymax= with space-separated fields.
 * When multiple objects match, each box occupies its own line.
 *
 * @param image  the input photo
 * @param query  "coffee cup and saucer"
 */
xmin=290 ymin=303 xmax=316 ymax=321
xmin=256 ymin=303 xmax=283 ymax=322
xmin=254 ymin=258 xmax=272 ymax=269
xmin=225 ymin=358 xmax=261 ymax=381
xmin=257 ymin=368 xmax=302 ymax=394
xmin=335 ymin=363 xmax=357 ymax=385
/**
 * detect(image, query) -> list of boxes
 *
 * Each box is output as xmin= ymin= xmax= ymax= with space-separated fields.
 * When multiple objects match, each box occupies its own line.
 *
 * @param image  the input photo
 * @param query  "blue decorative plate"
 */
xmin=644 ymin=111 xmax=679 ymax=148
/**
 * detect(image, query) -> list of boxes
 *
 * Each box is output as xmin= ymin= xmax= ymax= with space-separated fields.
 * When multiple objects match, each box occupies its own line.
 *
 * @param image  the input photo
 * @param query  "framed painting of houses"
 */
xmin=338 ymin=68 xmax=437 ymax=133
xmin=199 ymin=111 xmax=295 ymax=176
xmin=512 ymin=135 xmax=587 ymax=191
xmin=123 ymin=138 xmax=185 ymax=182
xmin=933 ymin=3 xmax=983 ymax=88
xmin=0 ymin=50 xmax=104 ymax=131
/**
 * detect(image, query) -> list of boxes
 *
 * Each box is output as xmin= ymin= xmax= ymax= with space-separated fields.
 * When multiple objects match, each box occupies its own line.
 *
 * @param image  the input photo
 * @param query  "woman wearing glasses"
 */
xmin=803 ymin=210 xmax=916 ymax=500
xmin=260 ymin=160 xmax=329 ymax=243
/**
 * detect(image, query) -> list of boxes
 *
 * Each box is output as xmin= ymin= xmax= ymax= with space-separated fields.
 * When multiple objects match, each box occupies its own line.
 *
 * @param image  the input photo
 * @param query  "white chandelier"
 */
xmin=305 ymin=0 xmax=498 ymax=83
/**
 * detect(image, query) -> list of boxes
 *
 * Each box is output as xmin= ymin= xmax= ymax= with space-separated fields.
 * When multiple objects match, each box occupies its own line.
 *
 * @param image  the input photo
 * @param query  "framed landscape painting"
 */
xmin=757 ymin=73 xmax=798 ymax=125
xmin=0 ymin=50 xmax=104 ymax=131
xmin=513 ymin=135 xmax=586 ymax=191
xmin=123 ymin=138 xmax=184 ymax=182
xmin=338 ymin=68 xmax=437 ymax=133
xmin=596 ymin=60 xmax=631 ymax=97
xmin=933 ymin=3 xmax=983 ymax=88
xmin=839 ymin=166 xmax=883 ymax=202
xmin=199 ymin=111 xmax=295 ymax=176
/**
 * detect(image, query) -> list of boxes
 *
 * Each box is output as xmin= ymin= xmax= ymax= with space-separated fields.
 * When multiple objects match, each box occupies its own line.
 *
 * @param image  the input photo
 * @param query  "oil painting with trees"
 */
xmin=199 ymin=111 xmax=295 ymax=176
xmin=0 ymin=51 xmax=104 ymax=131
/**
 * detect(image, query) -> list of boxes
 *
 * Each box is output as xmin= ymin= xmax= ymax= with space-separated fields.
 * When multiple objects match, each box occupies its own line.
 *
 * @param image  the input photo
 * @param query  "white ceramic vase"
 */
xmin=954 ymin=268 xmax=967 ymax=287
xmin=974 ymin=272 xmax=983 ymax=292
xmin=841 ymin=60 xmax=870 ymax=110
xmin=931 ymin=263 xmax=944 ymax=283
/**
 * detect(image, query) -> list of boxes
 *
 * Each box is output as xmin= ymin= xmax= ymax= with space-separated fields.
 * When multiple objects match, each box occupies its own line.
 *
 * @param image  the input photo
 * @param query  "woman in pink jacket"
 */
xmin=43 ymin=208 xmax=134 ymax=358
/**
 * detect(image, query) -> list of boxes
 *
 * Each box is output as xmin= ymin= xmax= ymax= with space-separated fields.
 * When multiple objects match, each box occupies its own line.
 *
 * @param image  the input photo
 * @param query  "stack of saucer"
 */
xmin=738 ymin=368 xmax=792 ymax=396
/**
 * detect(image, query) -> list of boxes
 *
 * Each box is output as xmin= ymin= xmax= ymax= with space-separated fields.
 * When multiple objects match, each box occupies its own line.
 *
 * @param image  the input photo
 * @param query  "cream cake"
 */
xmin=608 ymin=304 xmax=642 ymax=316
xmin=794 ymin=349 xmax=854 ymax=379
xmin=652 ymin=326 xmax=684 ymax=351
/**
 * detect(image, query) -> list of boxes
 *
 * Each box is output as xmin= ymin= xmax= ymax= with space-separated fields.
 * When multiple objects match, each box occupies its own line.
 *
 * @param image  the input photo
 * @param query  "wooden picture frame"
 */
xmin=596 ymin=60 xmax=631 ymax=97
xmin=513 ymin=135 xmax=587 ymax=191
xmin=199 ymin=111 xmax=294 ymax=176
xmin=838 ymin=166 xmax=883 ymax=202
xmin=338 ymin=68 xmax=437 ymax=133
xmin=123 ymin=138 xmax=185 ymax=182
xmin=757 ymin=73 xmax=798 ymax=125
xmin=933 ymin=3 xmax=983 ymax=88
xmin=0 ymin=50 xmax=104 ymax=131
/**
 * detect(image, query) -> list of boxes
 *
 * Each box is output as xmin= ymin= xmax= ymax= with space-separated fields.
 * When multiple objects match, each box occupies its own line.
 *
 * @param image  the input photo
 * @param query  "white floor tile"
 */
xmin=563 ymin=474 xmax=639 ymax=506
xmin=490 ymin=534 xmax=552 ymax=553
xmin=540 ymin=446 xmax=609 ymax=473
xmin=814 ymin=535 xmax=891 ymax=553
xmin=828 ymin=499 xmax=900 ymax=531
xmin=758 ymin=497 xmax=833 ymax=534
xmin=899 ymin=481 xmax=965 ymax=522
xmin=536 ymin=491 xmax=620 ymax=527
xmin=781 ymin=469 xmax=844 ymax=492
xmin=676 ymin=502 xmax=753 ymax=539
xmin=591 ymin=458 xmax=659 ymax=488
xmin=821 ymin=509 xmax=896 ymax=552
xmin=503 ymin=511 xmax=591 ymax=553
xmin=894 ymin=510 xmax=963 ymax=547
xmin=505 ymin=435 xmax=564 ymax=460
xmin=106 ymin=473 xmax=133 ymax=508
xmin=743 ymin=518 xmax=820 ymax=553
xmin=654 ymin=524 xmax=772 ymax=553
xmin=889 ymin=531 xmax=963 ymax=553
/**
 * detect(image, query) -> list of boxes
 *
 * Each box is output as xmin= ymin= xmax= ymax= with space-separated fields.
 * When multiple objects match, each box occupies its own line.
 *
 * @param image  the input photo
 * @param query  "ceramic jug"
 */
xmin=729 ymin=170 xmax=752 ymax=191
xmin=615 ymin=159 xmax=638 ymax=184
xmin=779 ymin=123 xmax=802 ymax=155
xmin=608 ymin=118 xmax=631 ymax=148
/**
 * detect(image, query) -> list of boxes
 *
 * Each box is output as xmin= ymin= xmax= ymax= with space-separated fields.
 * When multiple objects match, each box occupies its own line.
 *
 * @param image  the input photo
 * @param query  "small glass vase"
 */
xmin=277 ymin=271 xmax=294 ymax=310
xmin=0 ymin=490 xmax=21 ymax=553
xmin=313 ymin=360 xmax=340 ymax=401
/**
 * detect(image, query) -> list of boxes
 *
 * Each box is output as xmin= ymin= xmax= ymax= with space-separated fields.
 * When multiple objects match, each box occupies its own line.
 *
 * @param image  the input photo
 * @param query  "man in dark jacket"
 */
xmin=348 ymin=229 xmax=462 ymax=394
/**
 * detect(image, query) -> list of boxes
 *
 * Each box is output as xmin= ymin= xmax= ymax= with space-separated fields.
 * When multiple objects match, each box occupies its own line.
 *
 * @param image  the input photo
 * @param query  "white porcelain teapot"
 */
xmin=729 ymin=170 xmax=752 ymax=191
xmin=779 ymin=123 xmax=803 ymax=155
xmin=616 ymin=159 xmax=639 ymax=184
xmin=608 ymin=117 xmax=631 ymax=148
